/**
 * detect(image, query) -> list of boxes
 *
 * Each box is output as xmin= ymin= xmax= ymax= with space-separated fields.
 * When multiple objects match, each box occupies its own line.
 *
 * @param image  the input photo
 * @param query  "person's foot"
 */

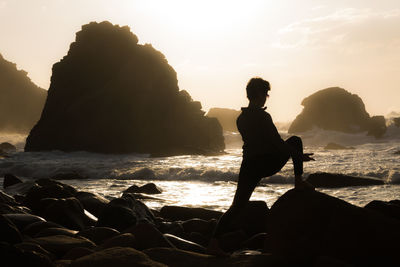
xmin=206 ymin=238 xmax=230 ymax=257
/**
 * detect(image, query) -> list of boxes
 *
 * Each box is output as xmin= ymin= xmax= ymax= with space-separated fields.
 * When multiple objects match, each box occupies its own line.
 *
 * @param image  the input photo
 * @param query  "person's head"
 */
xmin=246 ymin=77 xmax=270 ymax=107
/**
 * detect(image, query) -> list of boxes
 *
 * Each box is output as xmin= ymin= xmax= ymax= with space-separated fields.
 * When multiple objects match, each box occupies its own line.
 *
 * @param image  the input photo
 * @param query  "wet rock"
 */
xmin=25 ymin=21 xmax=224 ymax=156
xmin=0 ymin=242 xmax=54 ymax=267
xmin=97 ymin=194 xmax=154 ymax=231
xmin=70 ymin=247 xmax=166 ymax=267
xmin=35 ymin=178 xmax=77 ymax=195
xmin=77 ymin=227 xmax=120 ymax=245
xmin=158 ymin=221 xmax=186 ymax=238
xmin=0 ymin=190 xmax=17 ymax=205
xmin=4 ymin=181 xmax=37 ymax=197
xmin=181 ymin=218 xmax=214 ymax=236
xmin=0 ymin=142 xmax=17 ymax=152
xmin=124 ymin=222 xmax=174 ymax=250
xmin=101 ymin=233 xmax=137 ymax=249
xmin=3 ymin=213 xmax=46 ymax=231
xmin=35 ymin=227 xmax=78 ymax=238
xmin=124 ymin=183 xmax=162 ymax=194
xmin=62 ymin=247 xmax=94 ymax=260
xmin=30 ymin=235 xmax=96 ymax=258
xmin=324 ymin=142 xmax=355 ymax=150
xmin=40 ymin=197 xmax=96 ymax=230
xmin=15 ymin=242 xmax=55 ymax=260
xmin=242 ymin=233 xmax=268 ymax=251
xmin=164 ymin=233 xmax=205 ymax=253
xmin=3 ymin=173 xmax=23 ymax=188
xmin=188 ymin=232 xmax=209 ymax=247
xmin=364 ymin=200 xmax=400 ymax=221
xmin=0 ymin=214 xmax=23 ymax=244
xmin=22 ymin=221 xmax=63 ymax=237
xmin=160 ymin=205 xmax=223 ymax=221
xmin=267 ymin=188 xmax=400 ymax=266
xmin=75 ymin=191 xmax=109 ymax=218
xmin=306 ymin=172 xmax=384 ymax=188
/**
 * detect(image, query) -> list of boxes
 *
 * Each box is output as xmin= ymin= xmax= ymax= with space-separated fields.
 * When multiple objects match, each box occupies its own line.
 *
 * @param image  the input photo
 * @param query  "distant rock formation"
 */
xmin=324 ymin=142 xmax=354 ymax=150
xmin=288 ymin=87 xmax=386 ymax=138
xmin=0 ymin=54 xmax=47 ymax=133
xmin=206 ymin=108 xmax=240 ymax=132
xmin=25 ymin=21 xmax=224 ymax=155
xmin=394 ymin=117 xmax=400 ymax=127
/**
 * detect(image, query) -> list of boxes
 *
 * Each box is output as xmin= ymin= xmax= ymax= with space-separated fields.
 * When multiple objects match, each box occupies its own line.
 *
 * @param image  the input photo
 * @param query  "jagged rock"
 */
xmin=75 ymin=191 xmax=109 ymax=218
xmin=4 ymin=180 xmax=37 ymax=196
xmin=288 ymin=87 xmax=387 ymax=138
xmin=267 ymin=189 xmax=400 ymax=266
xmin=206 ymin=108 xmax=240 ymax=132
xmin=0 ymin=142 xmax=16 ymax=152
xmin=0 ymin=53 xmax=47 ymax=133
xmin=306 ymin=172 xmax=384 ymax=188
xmin=124 ymin=183 xmax=162 ymax=194
xmin=70 ymin=247 xmax=166 ymax=267
xmin=25 ymin=21 xmax=224 ymax=156
xmin=160 ymin=205 xmax=223 ymax=221
xmin=324 ymin=142 xmax=354 ymax=150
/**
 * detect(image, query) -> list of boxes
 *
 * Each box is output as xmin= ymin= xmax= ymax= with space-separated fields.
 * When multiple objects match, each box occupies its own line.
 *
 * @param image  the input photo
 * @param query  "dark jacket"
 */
xmin=237 ymin=107 xmax=292 ymax=159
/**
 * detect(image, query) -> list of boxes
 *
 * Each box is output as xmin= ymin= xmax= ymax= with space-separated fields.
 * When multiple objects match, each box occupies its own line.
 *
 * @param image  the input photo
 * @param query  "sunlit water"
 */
xmin=0 ymin=126 xmax=399 ymax=211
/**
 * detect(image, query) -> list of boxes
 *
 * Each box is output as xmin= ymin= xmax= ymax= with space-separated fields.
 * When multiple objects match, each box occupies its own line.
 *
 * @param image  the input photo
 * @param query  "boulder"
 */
xmin=288 ymin=87 xmax=387 ymax=138
xmin=62 ymin=247 xmax=94 ymax=260
xmin=124 ymin=223 xmax=175 ymax=250
xmin=3 ymin=213 xmax=46 ymax=231
xmin=160 ymin=205 xmax=223 ymax=221
xmin=324 ymin=142 xmax=354 ymax=150
xmin=4 ymin=180 xmax=37 ymax=196
xmin=228 ymin=201 xmax=269 ymax=236
xmin=70 ymin=247 xmax=166 ymax=267
xmin=181 ymin=218 xmax=215 ymax=236
xmin=0 ymin=53 xmax=47 ymax=133
xmin=3 ymin=173 xmax=23 ymax=188
xmin=364 ymin=200 xmax=400 ymax=221
xmin=0 ymin=214 xmax=23 ymax=244
xmin=163 ymin=233 xmax=205 ymax=253
xmin=25 ymin=21 xmax=224 ymax=156
xmin=0 ymin=142 xmax=17 ymax=152
xmin=30 ymin=235 xmax=96 ymax=258
xmin=96 ymin=194 xmax=154 ymax=231
xmin=266 ymin=188 xmax=400 ymax=266
xmin=0 ymin=190 xmax=17 ymax=205
xmin=22 ymin=221 xmax=63 ymax=237
xmin=77 ymin=227 xmax=120 ymax=245
xmin=101 ymin=233 xmax=137 ymax=249
xmin=15 ymin=242 xmax=55 ymax=260
xmin=40 ymin=197 xmax=96 ymax=230
xmin=206 ymin=108 xmax=240 ymax=132
xmin=75 ymin=191 xmax=109 ymax=218
xmin=306 ymin=172 xmax=384 ymax=188
xmin=35 ymin=227 xmax=78 ymax=238
xmin=124 ymin=183 xmax=162 ymax=194
xmin=0 ymin=242 xmax=54 ymax=267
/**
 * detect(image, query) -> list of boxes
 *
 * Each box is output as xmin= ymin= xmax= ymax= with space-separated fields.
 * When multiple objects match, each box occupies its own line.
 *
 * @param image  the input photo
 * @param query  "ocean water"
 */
xmin=0 ymin=124 xmax=399 ymax=211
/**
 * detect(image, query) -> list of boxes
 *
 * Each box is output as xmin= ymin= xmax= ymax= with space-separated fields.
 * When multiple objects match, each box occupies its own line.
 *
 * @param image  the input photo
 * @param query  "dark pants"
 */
xmin=213 ymin=136 xmax=303 ymax=238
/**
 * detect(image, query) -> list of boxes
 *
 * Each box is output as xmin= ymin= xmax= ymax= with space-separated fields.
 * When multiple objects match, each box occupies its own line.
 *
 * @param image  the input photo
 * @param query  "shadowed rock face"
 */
xmin=206 ymin=108 xmax=240 ymax=132
xmin=288 ymin=87 xmax=386 ymax=138
xmin=25 ymin=21 xmax=224 ymax=155
xmin=0 ymin=54 xmax=47 ymax=133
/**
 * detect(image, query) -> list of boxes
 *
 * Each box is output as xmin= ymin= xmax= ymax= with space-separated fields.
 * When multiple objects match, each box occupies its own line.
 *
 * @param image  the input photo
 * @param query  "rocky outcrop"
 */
xmin=0 ymin=53 xmax=47 ymax=133
xmin=288 ymin=87 xmax=387 ymax=138
xmin=306 ymin=172 xmax=384 ymax=188
xmin=25 ymin=21 xmax=224 ymax=155
xmin=206 ymin=108 xmax=240 ymax=132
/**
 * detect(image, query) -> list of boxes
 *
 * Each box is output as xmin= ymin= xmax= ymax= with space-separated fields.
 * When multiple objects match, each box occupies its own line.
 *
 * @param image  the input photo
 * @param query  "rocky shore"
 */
xmin=1 ymin=174 xmax=399 ymax=267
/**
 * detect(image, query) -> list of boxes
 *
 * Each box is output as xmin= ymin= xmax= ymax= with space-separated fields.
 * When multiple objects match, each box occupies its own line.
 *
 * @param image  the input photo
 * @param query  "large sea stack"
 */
xmin=25 ymin=21 xmax=224 ymax=155
xmin=288 ymin=87 xmax=386 ymax=138
xmin=0 ymin=54 xmax=47 ymax=133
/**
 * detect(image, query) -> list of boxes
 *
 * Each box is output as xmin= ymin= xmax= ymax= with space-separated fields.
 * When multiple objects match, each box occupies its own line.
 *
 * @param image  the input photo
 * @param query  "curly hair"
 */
xmin=246 ymin=77 xmax=270 ymax=100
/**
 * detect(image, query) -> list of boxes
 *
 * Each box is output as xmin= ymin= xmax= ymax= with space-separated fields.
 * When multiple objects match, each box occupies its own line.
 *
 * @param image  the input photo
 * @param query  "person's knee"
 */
xmin=287 ymin=135 xmax=303 ymax=147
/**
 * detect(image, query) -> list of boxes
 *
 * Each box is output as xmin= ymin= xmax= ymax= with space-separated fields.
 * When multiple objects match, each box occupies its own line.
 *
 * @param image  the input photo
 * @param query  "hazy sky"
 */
xmin=1 ymin=0 xmax=399 ymax=121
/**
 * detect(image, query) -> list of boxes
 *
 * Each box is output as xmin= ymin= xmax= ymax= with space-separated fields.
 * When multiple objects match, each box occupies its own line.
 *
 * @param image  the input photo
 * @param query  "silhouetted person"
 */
xmin=207 ymin=77 xmax=314 ymax=255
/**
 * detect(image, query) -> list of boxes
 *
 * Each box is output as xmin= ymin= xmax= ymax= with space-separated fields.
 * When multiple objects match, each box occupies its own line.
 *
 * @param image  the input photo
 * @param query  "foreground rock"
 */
xmin=0 ymin=53 xmax=47 ymax=133
xmin=288 ymin=87 xmax=387 ymax=138
xmin=25 ymin=21 xmax=224 ymax=156
xmin=267 ymin=188 xmax=400 ymax=266
xmin=306 ymin=172 xmax=384 ymax=188
xmin=160 ymin=205 xmax=223 ymax=221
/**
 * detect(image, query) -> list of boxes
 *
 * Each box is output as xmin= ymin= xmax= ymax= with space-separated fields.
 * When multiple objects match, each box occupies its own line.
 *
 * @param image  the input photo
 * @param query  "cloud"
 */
xmin=274 ymin=8 xmax=400 ymax=51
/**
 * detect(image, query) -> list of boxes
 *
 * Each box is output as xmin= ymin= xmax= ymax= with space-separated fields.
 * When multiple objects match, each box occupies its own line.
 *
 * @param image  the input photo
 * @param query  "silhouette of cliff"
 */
xmin=206 ymin=108 xmax=240 ymax=132
xmin=0 ymin=53 xmax=47 ymax=133
xmin=25 ymin=21 xmax=224 ymax=155
xmin=288 ymin=87 xmax=386 ymax=138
